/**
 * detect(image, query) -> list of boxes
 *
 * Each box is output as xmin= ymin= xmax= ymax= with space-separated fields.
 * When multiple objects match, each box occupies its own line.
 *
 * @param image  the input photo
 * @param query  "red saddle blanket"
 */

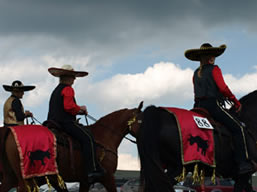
xmin=9 ymin=125 xmax=58 ymax=179
xmin=163 ymin=107 xmax=215 ymax=167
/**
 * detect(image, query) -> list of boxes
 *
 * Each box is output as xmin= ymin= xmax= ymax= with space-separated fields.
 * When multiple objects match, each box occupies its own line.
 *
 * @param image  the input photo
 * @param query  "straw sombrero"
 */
xmin=185 ymin=43 xmax=227 ymax=61
xmin=3 ymin=80 xmax=35 ymax=92
xmin=48 ymin=64 xmax=88 ymax=77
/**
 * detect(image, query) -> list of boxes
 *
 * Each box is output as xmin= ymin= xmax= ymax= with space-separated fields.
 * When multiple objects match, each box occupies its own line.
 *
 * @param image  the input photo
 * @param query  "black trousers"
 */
xmin=61 ymin=121 xmax=98 ymax=174
xmin=194 ymin=98 xmax=248 ymax=165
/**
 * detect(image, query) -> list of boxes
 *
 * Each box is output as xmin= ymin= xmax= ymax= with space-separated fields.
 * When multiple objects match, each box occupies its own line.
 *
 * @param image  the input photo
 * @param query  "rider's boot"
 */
xmin=233 ymin=134 xmax=253 ymax=175
xmin=88 ymin=162 xmax=105 ymax=184
xmin=238 ymin=161 xmax=253 ymax=175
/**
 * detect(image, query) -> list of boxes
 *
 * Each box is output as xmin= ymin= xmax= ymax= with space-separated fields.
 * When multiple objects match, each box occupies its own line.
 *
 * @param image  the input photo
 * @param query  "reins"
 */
xmin=26 ymin=116 xmax=42 ymax=125
xmin=86 ymin=113 xmax=137 ymax=144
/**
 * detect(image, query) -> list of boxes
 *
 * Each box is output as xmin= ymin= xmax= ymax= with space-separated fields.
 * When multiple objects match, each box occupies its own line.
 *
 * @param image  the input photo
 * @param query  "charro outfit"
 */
xmin=3 ymin=80 xmax=35 ymax=126
xmin=185 ymin=43 xmax=253 ymax=175
xmin=47 ymin=65 xmax=104 ymax=183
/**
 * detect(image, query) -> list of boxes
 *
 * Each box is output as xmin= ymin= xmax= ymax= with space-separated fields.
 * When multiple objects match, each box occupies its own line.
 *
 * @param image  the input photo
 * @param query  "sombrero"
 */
xmin=3 ymin=80 xmax=35 ymax=92
xmin=185 ymin=43 xmax=227 ymax=61
xmin=48 ymin=64 xmax=88 ymax=78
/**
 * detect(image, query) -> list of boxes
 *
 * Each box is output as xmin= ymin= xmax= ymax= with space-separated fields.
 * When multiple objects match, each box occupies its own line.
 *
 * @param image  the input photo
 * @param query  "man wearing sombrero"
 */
xmin=185 ymin=43 xmax=253 ymax=175
xmin=47 ymin=64 xmax=104 ymax=183
xmin=3 ymin=80 xmax=35 ymax=126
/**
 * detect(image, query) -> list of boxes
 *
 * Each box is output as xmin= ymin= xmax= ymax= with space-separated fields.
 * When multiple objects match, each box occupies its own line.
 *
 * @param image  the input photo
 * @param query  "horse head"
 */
xmin=127 ymin=101 xmax=144 ymax=138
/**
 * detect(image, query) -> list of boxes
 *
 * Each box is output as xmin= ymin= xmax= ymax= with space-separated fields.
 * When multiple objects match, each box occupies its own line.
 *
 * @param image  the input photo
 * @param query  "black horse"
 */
xmin=137 ymin=90 xmax=257 ymax=192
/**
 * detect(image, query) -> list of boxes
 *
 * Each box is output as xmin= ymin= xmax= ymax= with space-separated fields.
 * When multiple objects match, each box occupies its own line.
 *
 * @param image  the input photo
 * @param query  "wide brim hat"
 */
xmin=3 ymin=80 xmax=35 ymax=92
xmin=185 ymin=43 xmax=227 ymax=61
xmin=48 ymin=64 xmax=88 ymax=78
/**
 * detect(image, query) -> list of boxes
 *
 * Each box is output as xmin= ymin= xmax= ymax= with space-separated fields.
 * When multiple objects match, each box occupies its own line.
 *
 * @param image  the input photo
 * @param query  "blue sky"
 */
xmin=1 ymin=0 xmax=257 ymax=170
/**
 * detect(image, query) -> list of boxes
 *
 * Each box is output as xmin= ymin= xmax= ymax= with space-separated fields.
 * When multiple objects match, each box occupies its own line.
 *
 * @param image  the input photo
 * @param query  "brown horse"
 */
xmin=0 ymin=102 xmax=143 ymax=192
xmin=134 ymin=91 xmax=257 ymax=192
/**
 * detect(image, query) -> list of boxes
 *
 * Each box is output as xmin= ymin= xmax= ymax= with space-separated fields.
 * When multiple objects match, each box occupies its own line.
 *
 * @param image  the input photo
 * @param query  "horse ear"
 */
xmin=138 ymin=101 xmax=144 ymax=111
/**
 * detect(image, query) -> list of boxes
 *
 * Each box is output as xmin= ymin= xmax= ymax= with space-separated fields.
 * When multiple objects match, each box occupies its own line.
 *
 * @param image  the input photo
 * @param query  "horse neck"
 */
xmin=238 ymin=96 xmax=257 ymax=161
xmin=239 ymin=91 xmax=257 ymax=127
xmin=89 ymin=111 xmax=129 ymax=150
xmin=240 ymin=100 xmax=257 ymax=132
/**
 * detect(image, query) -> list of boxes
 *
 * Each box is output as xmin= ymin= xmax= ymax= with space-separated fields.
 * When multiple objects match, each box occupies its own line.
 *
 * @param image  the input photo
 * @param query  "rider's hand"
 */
xmin=78 ymin=105 xmax=88 ymax=115
xmin=235 ymin=104 xmax=242 ymax=113
xmin=25 ymin=110 xmax=33 ymax=117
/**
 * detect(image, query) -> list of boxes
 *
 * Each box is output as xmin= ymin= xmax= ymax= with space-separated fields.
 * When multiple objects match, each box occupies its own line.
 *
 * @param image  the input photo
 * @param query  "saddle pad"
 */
xmin=9 ymin=125 xmax=58 ymax=179
xmin=162 ymin=107 xmax=215 ymax=167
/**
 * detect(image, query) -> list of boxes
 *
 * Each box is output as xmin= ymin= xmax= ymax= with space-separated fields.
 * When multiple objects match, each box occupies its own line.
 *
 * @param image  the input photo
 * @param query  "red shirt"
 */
xmin=212 ymin=66 xmax=241 ymax=109
xmin=61 ymin=86 xmax=81 ymax=115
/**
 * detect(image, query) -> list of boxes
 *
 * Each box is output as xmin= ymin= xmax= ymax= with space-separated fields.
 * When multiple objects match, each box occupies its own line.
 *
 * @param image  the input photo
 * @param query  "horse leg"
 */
xmin=234 ymin=174 xmax=252 ymax=192
xmin=0 ymin=177 xmax=16 ymax=192
xmin=0 ymin=166 xmax=18 ymax=192
xmin=5 ymin=133 xmax=28 ymax=192
xmin=79 ymin=181 xmax=90 ymax=192
xmin=101 ymin=173 xmax=117 ymax=192
xmin=47 ymin=174 xmax=69 ymax=192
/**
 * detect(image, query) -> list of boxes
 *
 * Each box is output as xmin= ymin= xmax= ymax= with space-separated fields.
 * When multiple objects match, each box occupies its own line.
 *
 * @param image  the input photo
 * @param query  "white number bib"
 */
xmin=193 ymin=116 xmax=213 ymax=129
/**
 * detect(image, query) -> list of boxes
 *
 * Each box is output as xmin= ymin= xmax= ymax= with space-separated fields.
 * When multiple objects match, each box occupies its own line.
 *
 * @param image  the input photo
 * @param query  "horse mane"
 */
xmin=238 ymin=90 xmax=257 ymax=121
xmin=238 ymin=90 xmax=257 ymax=136
xmin=88 ymin=108 xmax=129 ymax=132
xmin=94 ymin=108 xmax=128 ymax=125
xmin=239 ymin=90 xmax=257 ymax=106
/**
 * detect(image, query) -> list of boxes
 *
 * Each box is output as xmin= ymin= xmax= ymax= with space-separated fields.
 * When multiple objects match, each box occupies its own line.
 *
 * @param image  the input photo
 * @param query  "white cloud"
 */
xmin=78 ymin=62 xmax=257 ymax=115
xmin=117 ymin=153 xmax=140 ymax=171
xmin=224 ymin=71 xmax=257 ymax=96
xmin=82 ymin=62 xmax=194 ymax=113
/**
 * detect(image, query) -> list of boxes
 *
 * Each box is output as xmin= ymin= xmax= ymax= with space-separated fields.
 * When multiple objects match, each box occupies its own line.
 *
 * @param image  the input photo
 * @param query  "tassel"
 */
xmin=99 ymin=149 xmax=105 ymax=162
xmin=192 ymin=164 xmax=200 ymax=184
xmin=25 ymin=180 xmax=31 ymax=192
xmin=181 ymin=167 xmax=186 ymax=181
xmin=211 ymin=169 xmax=216 ymax=184
xmin=175 ymin=167 xmax=186 ymax=182
xmin=32 ymin=178 xmax=40 ymax=192
xmin=200 ymin=169 xmax=205 ymax=185
xmin=57 ymin=174 xmax=66 ymax=189
xmin=45 ymin=176 xmax=52 ymax=191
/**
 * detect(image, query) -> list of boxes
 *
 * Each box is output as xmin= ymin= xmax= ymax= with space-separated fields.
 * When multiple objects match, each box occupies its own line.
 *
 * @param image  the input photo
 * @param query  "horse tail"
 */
xmin=0 ymin=127 xmax=10 ymax=164
xmin=137 ymin=106 xmax=173 ymax=192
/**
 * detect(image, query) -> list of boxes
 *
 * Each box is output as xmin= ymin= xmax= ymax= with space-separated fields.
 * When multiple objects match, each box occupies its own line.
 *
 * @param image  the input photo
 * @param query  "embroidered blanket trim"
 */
xmin=162 ymin=107 xmax=216 ymax=168
xmin=9 ymin=125 xmax=58 ymax=179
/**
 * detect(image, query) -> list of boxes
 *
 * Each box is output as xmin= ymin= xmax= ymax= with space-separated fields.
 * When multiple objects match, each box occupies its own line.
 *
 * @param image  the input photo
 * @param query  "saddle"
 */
xmin=190 ymin=107 xmax=231 ymax=137
xmin=43 ymin=120 xmax=79 ymax=176
xmin=43 ymin=120 xmax=78 ymax=145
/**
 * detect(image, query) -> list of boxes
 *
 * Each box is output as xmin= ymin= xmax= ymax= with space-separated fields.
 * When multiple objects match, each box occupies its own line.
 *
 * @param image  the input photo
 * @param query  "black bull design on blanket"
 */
xmin=188 ymin=135 xmax=209 ymax=156
xmin=27 ymin=149 xmax=51 ymax=166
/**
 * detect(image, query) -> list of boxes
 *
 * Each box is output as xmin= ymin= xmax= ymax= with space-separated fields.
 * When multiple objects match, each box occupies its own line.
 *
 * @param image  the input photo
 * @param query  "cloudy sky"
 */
xmin=1 ymin=0 xmax=257 ymax=170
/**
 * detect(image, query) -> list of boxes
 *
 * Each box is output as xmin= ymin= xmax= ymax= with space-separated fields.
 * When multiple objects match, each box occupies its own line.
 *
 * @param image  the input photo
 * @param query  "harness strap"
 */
xmin=95 ymin=140 xmax=117 ymax=158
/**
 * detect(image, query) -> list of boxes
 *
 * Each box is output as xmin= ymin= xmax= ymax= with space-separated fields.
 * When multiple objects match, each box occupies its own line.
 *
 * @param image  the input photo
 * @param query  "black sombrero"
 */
xmin=3 ymin=80 xmax=36 ymax=92
xmin=185 ymin=43 xmax=227 ymax=61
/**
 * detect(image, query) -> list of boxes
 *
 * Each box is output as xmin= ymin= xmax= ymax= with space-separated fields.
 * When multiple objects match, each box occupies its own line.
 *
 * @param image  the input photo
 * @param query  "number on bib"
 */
xmin=193 ymin=116 xmax=213 ymax=129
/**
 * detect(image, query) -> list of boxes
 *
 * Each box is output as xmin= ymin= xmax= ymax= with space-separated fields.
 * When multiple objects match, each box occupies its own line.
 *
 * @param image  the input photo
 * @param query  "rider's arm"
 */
xmin=61 ymin=86 xmax=81 ymax=115
xmin=12 ymin=98 xmax=26 ymax=121
xmin=212 ymin=66 xmax=241 ymax=109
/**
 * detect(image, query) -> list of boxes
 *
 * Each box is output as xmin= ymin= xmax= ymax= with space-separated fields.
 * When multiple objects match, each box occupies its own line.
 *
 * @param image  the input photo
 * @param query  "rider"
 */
xmin=3 ymin=80 xmax=35 ymax=126
xmin=185 ymin=43 xmax=253 ymax=175
xmin=47 ymin=64 xmax=105 ymax=183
